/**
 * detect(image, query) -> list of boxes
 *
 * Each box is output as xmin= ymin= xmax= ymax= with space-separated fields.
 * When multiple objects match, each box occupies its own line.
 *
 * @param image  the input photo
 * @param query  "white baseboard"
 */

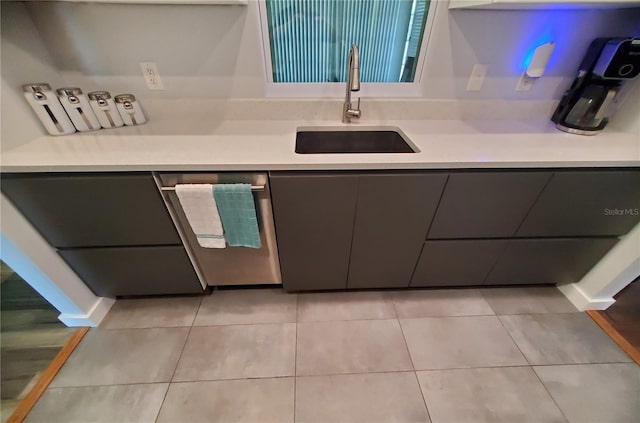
xmin=58 ymin=297 xmax=116 ymax=327
xmin=558 ymin=283 xmax=616 ymax=311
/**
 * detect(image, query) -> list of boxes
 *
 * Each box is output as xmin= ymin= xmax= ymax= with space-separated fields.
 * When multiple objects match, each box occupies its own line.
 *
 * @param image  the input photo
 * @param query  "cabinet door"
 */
xmin=59 ymin=246 xmax=202 ymax=297
xmin=516 ymin=170 xmax=640 ymax=237
xmin=1 ymin=173 xmax=180 ymax=248
xmin=348 ymin=173 xmax=447 ymax=289
xmin=270 ymin=173 xmax=358 ymax=291
xmin=428 ymin=171 xmax=552 ymax=239
xmin=485 ymin=238 xmax=618 ymax=285
xmin=411 ymin=240 xmax=506 ymax=287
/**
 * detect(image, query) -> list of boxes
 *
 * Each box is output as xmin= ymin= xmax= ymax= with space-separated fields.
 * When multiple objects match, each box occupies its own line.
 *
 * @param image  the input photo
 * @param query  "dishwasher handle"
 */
xmin=160 ymin=185 xmax=265 ymax=192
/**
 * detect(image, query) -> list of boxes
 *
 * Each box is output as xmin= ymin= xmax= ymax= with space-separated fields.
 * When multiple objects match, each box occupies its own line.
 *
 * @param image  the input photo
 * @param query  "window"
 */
xmin=259 ymin=0 xmax=434 ymax=91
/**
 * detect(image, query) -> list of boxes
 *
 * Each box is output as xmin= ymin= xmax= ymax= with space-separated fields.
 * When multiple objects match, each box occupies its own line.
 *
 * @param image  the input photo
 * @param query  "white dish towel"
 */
xmin=175 ymin=184 xmax=225 ymax=248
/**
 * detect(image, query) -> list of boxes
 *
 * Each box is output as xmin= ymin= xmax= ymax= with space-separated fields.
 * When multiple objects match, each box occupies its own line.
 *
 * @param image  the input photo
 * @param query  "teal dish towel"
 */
xmin=213 ymin=184 xmax=261 ymax=248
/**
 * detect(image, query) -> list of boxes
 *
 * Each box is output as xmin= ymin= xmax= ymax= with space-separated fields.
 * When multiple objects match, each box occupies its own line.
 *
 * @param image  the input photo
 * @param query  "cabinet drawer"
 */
xmin=485 ymin=238 xmax=618 ymax=285
xmin=428 ymin=171 xmax=551 ymax=239
xmin=516 ymin=170 xmax=640 ymax=237
xmin=1 ymin=173 xmax=180 ymax=248
xmin=59 ymin=246 xmax=202 ymax=297
xmin=411 ymin=240 xmax=506 ymax=287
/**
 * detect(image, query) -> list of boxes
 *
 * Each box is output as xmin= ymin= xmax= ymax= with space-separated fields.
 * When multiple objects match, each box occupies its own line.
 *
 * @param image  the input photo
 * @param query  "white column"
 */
xmin=1 ymin=194 xmax=114 ymax=326
xmin=559 ymin=222 xmax=640 ymax=310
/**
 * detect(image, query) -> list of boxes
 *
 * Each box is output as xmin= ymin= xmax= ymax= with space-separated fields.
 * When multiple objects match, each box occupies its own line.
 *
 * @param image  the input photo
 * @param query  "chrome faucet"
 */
xmin=342 ymin=44 xmax=361 ymax=123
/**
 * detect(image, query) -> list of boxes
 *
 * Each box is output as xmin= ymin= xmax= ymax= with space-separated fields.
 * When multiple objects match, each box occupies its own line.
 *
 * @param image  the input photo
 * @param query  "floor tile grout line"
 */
xmin=45 ymin=381 xmax=182 ymax=390
xmin=498 ymin=311 xmax=586 ymax=317
xmin=495 ymin=314 xmax=532 ymax=366
xmin=156 ymin=329 xmax=193 ymax=417
xmin=386 ymin=294 xmax=399 ymax=320
xmin=297 ymin=315 xmax=411 ymax=323
xmin=396 ymin=313 xmax=496 ymax=320
xmin=396 ymin=312 xmax=585 ymax=323
xmin=296 ymin=370 xmax=418 ymax=379
xmin=529 ymin=366 xmax=571 ymax=423
xmin=396 ymin=318 xmax=432 ymax=423
xmin=152 ymin=298 xmax=204 ymax=423
xmin=489 ymin=312 xmax=574 ymax=420
xmin=187 ymin=295 xmax=205 ymax=327
xmin=169 ymin=375 xmax=296 ymax=384
xmin=193 ymin=319 xmax=298 ymax=327
xmin=99 ymin=302 xmax=583 ymax=330
xmin=396 ymin=319 xmax=415 ymax=373
xmin=45 ymin=360 xmax=638 ymax=391
xmin=480 ymin=289 xmax=499 ymax=316
xmin=295 ymin=361 xmax=637 ymax=377
xmin=296 ymin=317 xmax=401 ymax=326
xmin=413 ymin=372 xmax=434 ymax=423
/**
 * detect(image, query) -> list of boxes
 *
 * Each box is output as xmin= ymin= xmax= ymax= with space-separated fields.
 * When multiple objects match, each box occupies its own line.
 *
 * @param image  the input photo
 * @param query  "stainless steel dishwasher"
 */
xmin=153 ymin=172 xmax=281 ymax=288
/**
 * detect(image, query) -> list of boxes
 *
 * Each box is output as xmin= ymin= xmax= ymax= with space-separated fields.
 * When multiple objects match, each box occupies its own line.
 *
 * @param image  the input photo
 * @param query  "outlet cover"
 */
xmin=516 ymin=73 xmax=533 ymax=92
xmin=467 ymin=64 xmax=488 ymax=91
xmin=140 ymin=62 xmax=164 ymax=90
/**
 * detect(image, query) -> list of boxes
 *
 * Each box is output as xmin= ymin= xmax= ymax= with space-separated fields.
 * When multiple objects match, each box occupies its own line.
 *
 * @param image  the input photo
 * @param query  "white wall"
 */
xmin=16 ymin=1 xmax=640 ymax=102
xmin=26 ymin=1 xmax=266 ymax=99
xmin=1 ymin=1 xmax=62 ymax=151
xmin=422 ymin=4 xmax=640 ymax=100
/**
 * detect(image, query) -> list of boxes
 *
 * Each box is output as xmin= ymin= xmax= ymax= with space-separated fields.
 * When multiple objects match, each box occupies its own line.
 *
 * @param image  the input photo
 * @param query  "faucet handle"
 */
xmin=348 ymin=98 xmax=361 ymax=119
xmin=345 ymin=97 xmax=361 ymax=122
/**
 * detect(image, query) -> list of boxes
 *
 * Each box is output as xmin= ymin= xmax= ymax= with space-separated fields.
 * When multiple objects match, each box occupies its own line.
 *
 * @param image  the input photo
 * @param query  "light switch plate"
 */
xmin=467 ymin=64 xmax=488 ymax=91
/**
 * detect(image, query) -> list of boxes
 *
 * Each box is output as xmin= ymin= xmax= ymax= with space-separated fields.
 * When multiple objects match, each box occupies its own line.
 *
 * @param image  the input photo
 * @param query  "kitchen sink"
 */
xmin=295 ymin=127 xmax=418 ymax=154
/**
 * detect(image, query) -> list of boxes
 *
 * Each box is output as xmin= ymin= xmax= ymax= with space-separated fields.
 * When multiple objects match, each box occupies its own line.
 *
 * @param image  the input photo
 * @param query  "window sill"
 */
xmin=264 ymin=83 xmax=425 ymax=99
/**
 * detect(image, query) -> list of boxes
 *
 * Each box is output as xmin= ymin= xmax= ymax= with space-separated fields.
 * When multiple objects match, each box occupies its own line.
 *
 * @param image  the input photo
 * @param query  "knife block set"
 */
xmin=23 ymin=83 xmax=146 ymax=136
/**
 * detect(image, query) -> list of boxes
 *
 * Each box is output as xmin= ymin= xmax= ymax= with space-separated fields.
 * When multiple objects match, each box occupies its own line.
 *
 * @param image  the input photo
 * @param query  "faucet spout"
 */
xmin=350 ymin=45 xmax=360 ymax=92
xmin=343 ymin=44 xmax=361 ymax=123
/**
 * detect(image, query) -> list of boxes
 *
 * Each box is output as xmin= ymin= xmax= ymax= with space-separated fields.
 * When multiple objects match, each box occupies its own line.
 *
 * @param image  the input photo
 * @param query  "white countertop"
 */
xmin=1 ymin=117 xmax=639 ymax=172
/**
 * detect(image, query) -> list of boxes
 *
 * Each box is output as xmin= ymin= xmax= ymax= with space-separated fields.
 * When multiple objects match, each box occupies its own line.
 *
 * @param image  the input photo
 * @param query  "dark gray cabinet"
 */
xmin=485 ymin=238 xmax=618 ymax=285
xmin=270 ymin=171 xmax=447 ymax=291
xmin=270 ymin=173 xmax=358 ymax=291
xmin=271 ymin=168 xmax=636 ymax=291
xmin=1 ymin=173 xmax=180 ymax=248
xmin=417 ymin=169 xmax=638 ymax=288
xmin=348 ymin=173 xmax=447 ymax=289
xmin=411 ymin=240 xmax=506 ymax=287
xmin=516 ymin=170 xmax=640 ymax=237
xmin=59 ymin=246 xmax=201 ymax=297
xmin=1 ymin=172 xmax=202 ymax=296
xmin=428 ymin=171 xmax=552 ymax=239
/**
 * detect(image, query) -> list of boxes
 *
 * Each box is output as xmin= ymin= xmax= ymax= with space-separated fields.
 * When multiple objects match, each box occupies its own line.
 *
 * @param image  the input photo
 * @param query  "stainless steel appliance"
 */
xmin=154 ymin=172 xmax=281 ymax=288
xmin=552 ymin=37 xmax=640 ymax=135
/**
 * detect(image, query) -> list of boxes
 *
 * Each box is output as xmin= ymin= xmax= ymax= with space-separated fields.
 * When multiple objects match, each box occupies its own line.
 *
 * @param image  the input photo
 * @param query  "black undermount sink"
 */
xmin=295 ymin=129 xmax=417 ymax=154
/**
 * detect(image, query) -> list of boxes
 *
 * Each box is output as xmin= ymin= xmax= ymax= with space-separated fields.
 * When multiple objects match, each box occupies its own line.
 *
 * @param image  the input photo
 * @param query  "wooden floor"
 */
xmin=601 ymin=279 xmax=640 ymax=349
xmin=0 ymin=263 xmax=76 ymax=423
xmin=590 ymin=278 xmax=640 ymax=365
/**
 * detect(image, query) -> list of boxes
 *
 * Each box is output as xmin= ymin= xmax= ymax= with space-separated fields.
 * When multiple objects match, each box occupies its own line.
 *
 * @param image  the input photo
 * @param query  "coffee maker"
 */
xmin=552 ymin=37 xmax=640 ymax=135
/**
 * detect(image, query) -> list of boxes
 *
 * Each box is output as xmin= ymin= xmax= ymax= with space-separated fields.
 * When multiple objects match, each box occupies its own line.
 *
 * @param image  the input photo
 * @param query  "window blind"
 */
xmin=265 ymin=0 xmax=428 ymax=83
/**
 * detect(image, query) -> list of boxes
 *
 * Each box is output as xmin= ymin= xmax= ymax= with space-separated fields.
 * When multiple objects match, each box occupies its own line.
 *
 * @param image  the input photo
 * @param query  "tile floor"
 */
xmin=26 ymin=287 xmax=639 ymax=423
